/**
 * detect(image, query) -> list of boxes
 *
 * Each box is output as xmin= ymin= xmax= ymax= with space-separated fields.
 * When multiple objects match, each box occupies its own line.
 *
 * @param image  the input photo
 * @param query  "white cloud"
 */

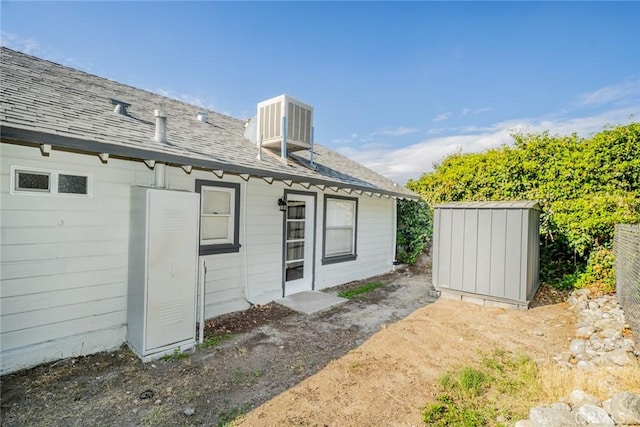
xmin=340 ymin=106 xmax=638 ymax=185
xmin=0 ymin=31 xmax=40 ymax=54
xmin=155 ymin=88 xmax=218 ymax=112
xmin=578 ymin=81 xmax=639 ymax=106
xmin=1 ymin=32 xmax=95 ymax=73
xmin=371 ymin=126 xmax=419 ymax=137
xmin=331 ymin=126 xmax=417 ymax=145
xmin=433 ymin=112 xmax=452 ymax=122
xmin=462 ymin=107 xmax=492 ymax=115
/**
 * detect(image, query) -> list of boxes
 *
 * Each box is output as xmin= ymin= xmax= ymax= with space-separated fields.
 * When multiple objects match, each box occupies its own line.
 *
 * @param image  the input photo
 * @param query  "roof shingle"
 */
xmin=0 ymin=47 xmax=416 ymax=198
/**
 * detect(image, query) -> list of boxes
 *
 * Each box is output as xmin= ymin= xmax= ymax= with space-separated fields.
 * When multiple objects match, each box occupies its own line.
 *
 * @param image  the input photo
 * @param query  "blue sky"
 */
xmin=2 ymin=2 xmax=639 ymax=184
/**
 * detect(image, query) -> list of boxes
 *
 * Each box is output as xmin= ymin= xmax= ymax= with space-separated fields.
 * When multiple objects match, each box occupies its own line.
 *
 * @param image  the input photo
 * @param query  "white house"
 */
xmin=0 ymin=47 xmax=417 ymax=373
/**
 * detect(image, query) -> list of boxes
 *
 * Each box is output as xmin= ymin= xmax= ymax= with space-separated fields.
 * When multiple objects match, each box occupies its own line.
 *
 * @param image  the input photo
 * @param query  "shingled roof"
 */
xmin=0 ymin=47 xmax=416 ymax=199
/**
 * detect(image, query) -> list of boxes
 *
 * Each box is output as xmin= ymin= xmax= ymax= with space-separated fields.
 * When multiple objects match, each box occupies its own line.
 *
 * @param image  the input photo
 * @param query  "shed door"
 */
xmin=284 ymin=194 xmax=315 ymax=296
xmin=145 ymin=190 xmax=199 ymax=350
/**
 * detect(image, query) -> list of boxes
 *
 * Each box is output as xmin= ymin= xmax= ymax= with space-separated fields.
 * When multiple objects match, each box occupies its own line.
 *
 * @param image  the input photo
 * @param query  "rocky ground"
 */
xmin=515 ymin=289 xmax=640 ymax=426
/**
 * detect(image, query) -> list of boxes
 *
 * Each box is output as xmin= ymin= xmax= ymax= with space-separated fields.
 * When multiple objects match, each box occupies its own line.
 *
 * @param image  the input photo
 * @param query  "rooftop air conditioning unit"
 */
xmin=257 ymin=94 xmax=313 ymax=153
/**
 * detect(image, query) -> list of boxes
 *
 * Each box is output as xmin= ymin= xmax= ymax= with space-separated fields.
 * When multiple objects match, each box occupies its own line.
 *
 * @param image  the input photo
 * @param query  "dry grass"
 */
xmin=537 ymin=362 xmax=640 ymax=402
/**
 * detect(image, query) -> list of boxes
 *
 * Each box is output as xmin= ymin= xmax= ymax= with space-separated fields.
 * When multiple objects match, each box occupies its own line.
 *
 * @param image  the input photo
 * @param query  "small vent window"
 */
xmin=12 ymin=167 xmax=91 ymax=196
xmin=16 ymin=170 xmax=51 ymax=192
xmin=59 ymin=174 xmax=88 ymax=194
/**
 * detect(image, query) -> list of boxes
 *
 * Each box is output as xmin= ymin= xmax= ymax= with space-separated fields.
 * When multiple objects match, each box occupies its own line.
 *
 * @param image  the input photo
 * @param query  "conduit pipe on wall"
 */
xmin=199 ymin=259 xmax=206 ymax=344
xmin=155 ymin=163 xmax=166 ymax=188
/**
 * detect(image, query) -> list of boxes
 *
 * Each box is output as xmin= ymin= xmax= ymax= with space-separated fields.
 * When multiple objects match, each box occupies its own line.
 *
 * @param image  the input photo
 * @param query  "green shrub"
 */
xmin=575 ymin=247 xmax=616 ymax=294
xmin=396 ymin=198 xmax=432 ymax=265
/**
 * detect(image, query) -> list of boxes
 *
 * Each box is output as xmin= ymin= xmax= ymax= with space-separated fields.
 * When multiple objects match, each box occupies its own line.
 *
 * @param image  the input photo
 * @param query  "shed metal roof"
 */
xmin=0 ymin=47 xmax=417 ymax=199
xmin=435 ymin=201 xmax=540 ymax=210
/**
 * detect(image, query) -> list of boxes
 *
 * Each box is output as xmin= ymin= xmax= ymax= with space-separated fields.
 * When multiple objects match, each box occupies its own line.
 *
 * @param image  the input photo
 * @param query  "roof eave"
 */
xmin=1 ymin=126 xmax=418 ymax=200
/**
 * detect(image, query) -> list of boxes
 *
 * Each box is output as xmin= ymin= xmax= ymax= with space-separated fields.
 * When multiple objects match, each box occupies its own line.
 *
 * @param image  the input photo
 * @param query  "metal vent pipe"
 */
xmin=154 ymin=109 xmax=167 ymax=143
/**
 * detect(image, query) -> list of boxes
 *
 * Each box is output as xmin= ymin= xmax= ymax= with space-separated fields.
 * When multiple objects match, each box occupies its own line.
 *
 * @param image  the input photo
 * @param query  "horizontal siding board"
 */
xmin=246 ymin=232 xmax=281 ymax=245
xmin=1 ymin=310 xmax=125 ymax=350
xmin=0 ymin=293 xmax=49 ymax=316
xmin=56 ymin=226 xmax=129 ymax=243
xmin=1 ymin=227 xmax=60 ymax=245
xmin=203 ymin=267 xmax=243 ymax=282
xmin=1 ymin=259 xmax=65 ymax=280
xmin=204 ymin=287 xmax=245 ymax=304
xmin=204 ymin=298 xmax=250 ymax=320
xmin=246 ymin=260 xmax=279 ymax=275
xmin=1 ymin=325 xmax=126 ymax=375
xmin=7 ymin=259 xmax=124 ymax=288
xmin=1 ymin=296 xmax=125 ymax=334
xmin=57 ymin=240 xmax=126 ymax=258
xmin=63 ymin=254 xmax=128 ymax=273
xmin=200 ymin=252 xmax=243 ymax=267
xmin=54 ymin=211 xmax=129 ymax=226
xmin=1 ymin=194 xmax=130 ymax=213
xmin=247 ymin=270 xmax=280 ymax=283
xmin=1 ymin=268 xmax=127 ymax=297
xmin=1 ymin=211 xmax=60 ymax=227
xmin=1 ymin=243 xmax=58 ymax=262
xmin=49 ymin=282 xmax=127 ymax=308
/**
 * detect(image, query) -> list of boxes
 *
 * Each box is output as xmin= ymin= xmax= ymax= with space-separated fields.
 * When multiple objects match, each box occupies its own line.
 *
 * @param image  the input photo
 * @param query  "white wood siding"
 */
xmin=314 ymin=194 xmax=395 ymax=289
xmin=0 ymin=142 xmax=145 ymax=373
xmin=244 ymin=179 xmax=285 ymax=304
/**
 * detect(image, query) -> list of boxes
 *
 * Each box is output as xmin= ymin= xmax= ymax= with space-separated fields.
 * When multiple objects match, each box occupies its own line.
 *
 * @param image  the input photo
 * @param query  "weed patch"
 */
xmin=160 ymin=348 xmax=190 ymax=362
xmin=197 ymin=333 xmax=233 ymax=350
xmin=422 ymin=350 xmax=542 ymax=426
xmin=338 ymin=282 xmax=384 ymax=299
xmin=217 ymin=403 xmax=252 ymax=427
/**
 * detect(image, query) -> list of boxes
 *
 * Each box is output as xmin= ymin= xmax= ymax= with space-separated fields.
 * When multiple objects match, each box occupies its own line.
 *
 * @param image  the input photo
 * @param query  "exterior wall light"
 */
xmin=278 ymin=196 xmax=287 ymax=212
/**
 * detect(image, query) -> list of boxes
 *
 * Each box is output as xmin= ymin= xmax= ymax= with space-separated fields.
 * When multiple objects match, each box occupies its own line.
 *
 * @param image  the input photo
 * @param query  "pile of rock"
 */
xmin=515 ymin=390 xmax=640 ymax=426
xmin=554 ymin=289 xmax=637 ymax=370
xmin=515 ymin=290 xmax=639 ymax=426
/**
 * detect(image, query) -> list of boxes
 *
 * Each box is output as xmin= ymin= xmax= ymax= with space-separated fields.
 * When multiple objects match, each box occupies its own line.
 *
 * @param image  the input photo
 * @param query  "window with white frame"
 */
xmin=195 ymin=180 xmax=241 ymax=255
xmin=11 ymin=167 xmax=91 ymax=196
xmin=322 ymin=195 xmax=357 ymax=264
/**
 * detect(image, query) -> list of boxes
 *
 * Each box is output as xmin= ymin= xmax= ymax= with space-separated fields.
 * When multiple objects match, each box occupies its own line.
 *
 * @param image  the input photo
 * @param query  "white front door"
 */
xmin=284 ymin=193 xmax=315 ymax=296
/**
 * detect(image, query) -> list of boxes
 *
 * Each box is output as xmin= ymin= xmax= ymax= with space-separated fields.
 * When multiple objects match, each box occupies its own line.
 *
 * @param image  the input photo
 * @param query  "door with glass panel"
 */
xmin=284 ymin=194 xmax=315 ymax=296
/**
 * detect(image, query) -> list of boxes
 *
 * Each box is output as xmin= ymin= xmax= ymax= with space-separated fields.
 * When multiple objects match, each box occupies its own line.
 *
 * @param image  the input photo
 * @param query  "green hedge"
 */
xmin=406 ymin=123 xmax=640 ymax=289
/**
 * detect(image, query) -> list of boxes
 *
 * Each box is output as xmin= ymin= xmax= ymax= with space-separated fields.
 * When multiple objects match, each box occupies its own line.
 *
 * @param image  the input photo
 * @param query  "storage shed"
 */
xmin=432 ymin=201 xmax=541 ymax=309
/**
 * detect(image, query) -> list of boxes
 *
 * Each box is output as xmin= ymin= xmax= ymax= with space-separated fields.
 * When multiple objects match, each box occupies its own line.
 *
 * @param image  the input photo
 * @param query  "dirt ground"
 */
xmin=1 ymin=266 xmax=575 ymax=426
